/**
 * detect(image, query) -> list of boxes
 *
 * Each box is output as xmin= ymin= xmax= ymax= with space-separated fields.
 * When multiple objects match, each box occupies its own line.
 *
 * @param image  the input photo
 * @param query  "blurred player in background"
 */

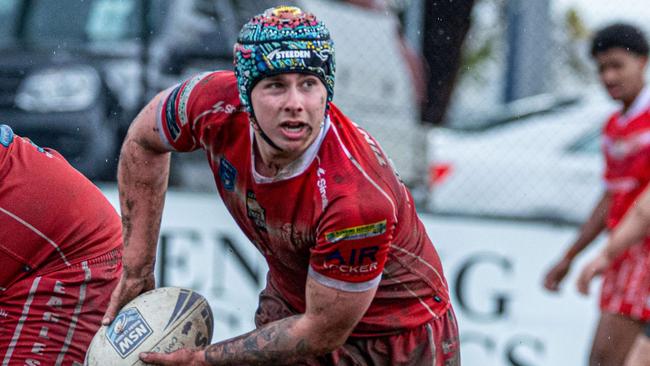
xmin=542 ymin=23 xmax=650 ymax=366
xmin=577 ymin=182 xmax=650 ymax=365
xmin=0 ymin=124 xmax=122 ymax=365
xmin=103 ymin=5 xmax=459 ymax=366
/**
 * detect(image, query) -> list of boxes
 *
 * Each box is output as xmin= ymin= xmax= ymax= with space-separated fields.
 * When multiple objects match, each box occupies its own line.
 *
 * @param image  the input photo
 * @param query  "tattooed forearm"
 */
xmin=203 ymin=315 xmax=329 ymax=366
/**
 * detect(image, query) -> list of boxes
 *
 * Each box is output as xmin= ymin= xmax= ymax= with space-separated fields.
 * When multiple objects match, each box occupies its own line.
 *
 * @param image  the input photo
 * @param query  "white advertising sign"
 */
xmin=423 ymin=216 xmax=603 ymax=366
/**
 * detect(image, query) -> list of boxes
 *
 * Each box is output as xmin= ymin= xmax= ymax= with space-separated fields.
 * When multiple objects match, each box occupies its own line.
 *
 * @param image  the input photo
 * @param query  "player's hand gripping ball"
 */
xmin=85 ymin=287 xmax=213 ymax=365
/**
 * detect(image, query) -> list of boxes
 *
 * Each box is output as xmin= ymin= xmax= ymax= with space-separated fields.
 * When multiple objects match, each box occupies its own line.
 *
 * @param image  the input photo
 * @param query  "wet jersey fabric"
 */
xmin=157 ymin=71 xmax=451 ymax=336
xmin=0 ymin=127 xmax=122 ymax=285
xmin=0 ymin=126 xmax=123 ymax=364
xmin=0 ymin=249 xmax=122 ymax=366
xmin=600 ymin=86 xmax=650 ymax=321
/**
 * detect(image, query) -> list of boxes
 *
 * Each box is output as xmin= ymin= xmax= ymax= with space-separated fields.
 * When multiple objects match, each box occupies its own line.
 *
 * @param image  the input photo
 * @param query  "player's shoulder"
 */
xmin=175 ymin=70 xmax=239 ymax=102
xmin=316 ymin=148 xmax=397 ymax=215
xmin=164 ymin=70 xmax=243 ymax=129
xmin=325 ymin=105 xmax=397 ymax=177
xmin=190 ymin=70 xmax=237 ymax=88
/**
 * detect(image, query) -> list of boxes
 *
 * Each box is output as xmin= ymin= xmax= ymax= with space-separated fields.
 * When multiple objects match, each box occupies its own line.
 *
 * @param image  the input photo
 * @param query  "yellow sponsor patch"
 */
xmin=325 ymin=220 xmax=387 ymax=243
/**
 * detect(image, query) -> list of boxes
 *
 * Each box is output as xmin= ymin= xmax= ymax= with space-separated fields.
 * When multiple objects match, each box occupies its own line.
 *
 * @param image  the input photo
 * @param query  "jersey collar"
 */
xmin=618 ymin=84 xmax=650 ymax=126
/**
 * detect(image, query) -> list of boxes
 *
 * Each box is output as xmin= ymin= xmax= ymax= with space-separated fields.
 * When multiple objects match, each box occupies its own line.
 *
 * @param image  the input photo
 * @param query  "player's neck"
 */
xmin=621 ymin=82 xmax=646 ymax=113
xmin=253 ymin=139 xmax=292 ymax=178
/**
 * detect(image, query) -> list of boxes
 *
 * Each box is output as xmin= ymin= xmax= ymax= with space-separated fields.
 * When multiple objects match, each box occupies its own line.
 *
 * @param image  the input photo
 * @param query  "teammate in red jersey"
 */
xmin=542 ymin=23 xmax=650 ymax=366
xmin=577 ymin=180 xmax=650 ymax=366
xmin=0 ymin=125 xmax=123 ymax=365
xmin=103 ymin=5 xmax=459 ymax=366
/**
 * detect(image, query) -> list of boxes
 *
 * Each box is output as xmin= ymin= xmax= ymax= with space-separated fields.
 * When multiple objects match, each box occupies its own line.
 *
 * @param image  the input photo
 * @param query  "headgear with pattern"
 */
xmin=233 ymin=6 xmax=335 ymax=113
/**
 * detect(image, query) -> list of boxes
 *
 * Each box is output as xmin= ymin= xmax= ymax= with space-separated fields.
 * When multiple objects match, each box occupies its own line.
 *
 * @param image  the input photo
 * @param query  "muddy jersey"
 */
xmin=0 ymin=125 xmax=122 ymax=290
xmin=157 ymin=71 xmax=451 ymax=336
xmin=603 ymin=86 xmax=650 ymax=229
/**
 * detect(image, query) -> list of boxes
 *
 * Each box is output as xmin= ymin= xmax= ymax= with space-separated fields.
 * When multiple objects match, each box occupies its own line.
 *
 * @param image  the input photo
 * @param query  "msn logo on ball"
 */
xmin=107 ymin=308 xmax=153 ymax=358
xmin=323 ymin=246 xmax=379 ymax=273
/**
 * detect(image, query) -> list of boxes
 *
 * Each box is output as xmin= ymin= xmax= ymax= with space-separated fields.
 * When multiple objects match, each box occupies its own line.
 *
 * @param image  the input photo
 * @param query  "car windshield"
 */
xmin=0 ymin=0 xmax=164 ymax=48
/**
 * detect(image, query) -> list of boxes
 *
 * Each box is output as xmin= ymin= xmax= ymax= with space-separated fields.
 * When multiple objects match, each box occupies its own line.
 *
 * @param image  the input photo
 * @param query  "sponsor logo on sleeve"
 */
xmin=324 ymin=220 xmax=387 ymax=243
xmin=165 ymin=85 xmax=182 ymax=141
xmin=323 ymin=245 xmax=380 ymax=273
xmin=0 ymin=125 xmax=14 ymax=147
xmin=189 ymin=100 xmax=239 ymax=129
xmin=219 ymin=157 xmax=237 ymax=191
xmin=107 ymin=308 xmax=153 ymax=358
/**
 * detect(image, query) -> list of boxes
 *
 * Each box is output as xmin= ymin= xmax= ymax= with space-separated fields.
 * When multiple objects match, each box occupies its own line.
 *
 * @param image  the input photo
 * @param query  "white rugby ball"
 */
xmin=85 ymin=287 xmax=213 ymax=365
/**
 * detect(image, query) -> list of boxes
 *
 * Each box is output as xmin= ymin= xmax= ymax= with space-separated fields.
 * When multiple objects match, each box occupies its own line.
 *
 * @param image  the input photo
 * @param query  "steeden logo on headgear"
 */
xmin=267 ymin=49 xmax=312 ymax=61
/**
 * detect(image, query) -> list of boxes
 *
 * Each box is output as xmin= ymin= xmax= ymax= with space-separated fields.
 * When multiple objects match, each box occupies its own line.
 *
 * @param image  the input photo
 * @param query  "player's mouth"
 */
xmin=279 ymin=121 xmax=311 ymax=139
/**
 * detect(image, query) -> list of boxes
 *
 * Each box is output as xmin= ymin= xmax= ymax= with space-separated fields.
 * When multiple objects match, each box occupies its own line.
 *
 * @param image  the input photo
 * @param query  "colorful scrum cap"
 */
xmin=233 ymin=6 xmax=336 ymax=112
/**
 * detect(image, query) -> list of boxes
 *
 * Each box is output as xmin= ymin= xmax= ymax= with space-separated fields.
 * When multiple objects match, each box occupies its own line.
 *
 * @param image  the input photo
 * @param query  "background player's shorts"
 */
xmin=0 ymin=249 xmax=121 ymax=366
xmin=255 ymin=281 xmax=460 ymax=366
xmin=600 ymin=241 xmax=650 ymax=322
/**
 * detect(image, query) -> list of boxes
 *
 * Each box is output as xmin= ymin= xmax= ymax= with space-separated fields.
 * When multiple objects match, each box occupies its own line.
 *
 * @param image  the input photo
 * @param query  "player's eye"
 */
xmin=301 ymin=78 xmax=318 ymax=89
xmin=262 ymin=81 xmax=284 ymax=91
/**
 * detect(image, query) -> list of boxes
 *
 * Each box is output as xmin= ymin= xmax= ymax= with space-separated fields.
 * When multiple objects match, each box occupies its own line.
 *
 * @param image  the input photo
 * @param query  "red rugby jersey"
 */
xmin=157 ymin=71 xmax=451 ymax=335
xmin=603 ymin=86 xmax=650 ymax=229
xmin=0 ymin=126 xmax=122 ymax=289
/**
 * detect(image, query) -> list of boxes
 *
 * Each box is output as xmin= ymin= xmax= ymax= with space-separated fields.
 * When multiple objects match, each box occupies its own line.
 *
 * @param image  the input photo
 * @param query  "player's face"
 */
xmin=595 ymin=48 xmax=648 ymax=105
xmin=251 ymin=73 xmax=327 ymax=158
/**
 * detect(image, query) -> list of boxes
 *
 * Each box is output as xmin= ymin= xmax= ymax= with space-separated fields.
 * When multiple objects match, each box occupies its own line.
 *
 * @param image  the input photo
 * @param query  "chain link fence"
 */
xmin=428 ymin=0 xmax=650 ymax=224
xmin=3 ymin=0 xmax=649 ymax=224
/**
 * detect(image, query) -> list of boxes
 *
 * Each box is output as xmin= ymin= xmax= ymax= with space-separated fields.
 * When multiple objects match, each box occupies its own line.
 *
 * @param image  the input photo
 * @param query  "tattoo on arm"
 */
xmin=204 ymin=315 xmax=317 ymax=366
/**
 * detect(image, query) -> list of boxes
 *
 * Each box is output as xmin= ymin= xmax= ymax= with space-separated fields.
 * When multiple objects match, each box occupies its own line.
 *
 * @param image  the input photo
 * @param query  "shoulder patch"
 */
xmin=165 ymin=85 xmax=182 ymax=141
xmin=0 ymin=125 xmax=14 ymax=147
xmin=178 ymin=72 xmax=212 ymax=127
xmin=325 ymin=220 xmax=387 ymax=243
xmin=219 ymin=157 xmax=237 ymax=191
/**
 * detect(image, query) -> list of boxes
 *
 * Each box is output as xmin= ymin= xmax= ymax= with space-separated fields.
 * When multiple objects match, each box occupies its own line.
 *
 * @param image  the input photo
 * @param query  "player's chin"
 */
xmin=278 ymin=135 xmax=313 ymax=150
xmin=277 ymin=142 xmax=309 ymax=157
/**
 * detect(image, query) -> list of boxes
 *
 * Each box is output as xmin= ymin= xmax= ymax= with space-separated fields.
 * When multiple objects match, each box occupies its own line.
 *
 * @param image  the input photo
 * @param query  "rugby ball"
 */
xmin=84 ymin=287 xmax=213 ymax=365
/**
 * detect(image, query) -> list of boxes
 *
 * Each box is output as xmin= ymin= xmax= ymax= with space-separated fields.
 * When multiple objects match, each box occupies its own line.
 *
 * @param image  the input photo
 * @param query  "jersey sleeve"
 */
xmin=156 ymin=71 xmax=243 ymax=152
xmin=309 ymin=194 xmax=396 ymax=292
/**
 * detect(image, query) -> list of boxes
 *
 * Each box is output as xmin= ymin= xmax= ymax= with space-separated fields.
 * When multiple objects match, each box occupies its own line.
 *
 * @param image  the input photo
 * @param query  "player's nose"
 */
xmin=283 ymin=85 xmax=305 ymax=113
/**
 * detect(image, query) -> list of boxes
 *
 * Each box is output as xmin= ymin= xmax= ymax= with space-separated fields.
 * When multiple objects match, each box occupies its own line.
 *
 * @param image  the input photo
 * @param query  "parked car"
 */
xmin=1 ymin=0 xmax=426 ymax=187
xmin=0 ymin=0 xmax=174 ymax=180
xmin=427 ymin=92 xmax=619 ymax=224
